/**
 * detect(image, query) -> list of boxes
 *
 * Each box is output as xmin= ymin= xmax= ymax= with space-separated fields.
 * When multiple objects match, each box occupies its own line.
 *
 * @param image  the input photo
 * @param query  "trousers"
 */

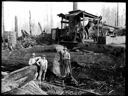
xmin=37 ymin=64 xmax=46 ymax=81
xmin=63 ymin=59 xmax=71 ymax=76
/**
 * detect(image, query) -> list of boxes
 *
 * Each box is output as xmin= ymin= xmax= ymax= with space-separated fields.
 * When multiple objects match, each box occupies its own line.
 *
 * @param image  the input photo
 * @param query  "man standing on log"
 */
xmin=28 ymin=53 xmax=41 ymax=65
xmin=62 ymin=47 xmax=71 ymax=75
xmin=28 ymin=53 xmax=42 ymax=81
xmin=62 ymin=47 xmax=78 ymax=85
xmin=36 ymin=54 xmax=48 ymax=81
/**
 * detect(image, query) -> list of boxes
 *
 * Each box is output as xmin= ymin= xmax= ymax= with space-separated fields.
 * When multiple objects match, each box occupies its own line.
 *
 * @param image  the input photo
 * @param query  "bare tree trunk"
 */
xmin=15 ymin=16 xmax=18 ymax=40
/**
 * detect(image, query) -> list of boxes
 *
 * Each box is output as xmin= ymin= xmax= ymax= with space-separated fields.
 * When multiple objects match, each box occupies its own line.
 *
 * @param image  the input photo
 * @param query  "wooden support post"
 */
xmin=59 ymin=17 xmax=63 ymax=43
xmin=83 ymin=13 xmax=85 ymax=40
xmin=74 ymin=18 xmax=77 ymax=42
xmin=82 ymin=13 xmax=87 ymax=42
xmin=97 ymin=19 xmax=100 ymax=43
xmin=83 ymin=14 xmax=84 ymax=31
xmin=61 ymin=18 xmax=63 ymax=29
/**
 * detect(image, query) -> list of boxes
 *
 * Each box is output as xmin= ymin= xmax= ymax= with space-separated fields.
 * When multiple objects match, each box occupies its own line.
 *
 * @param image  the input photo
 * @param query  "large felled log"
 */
xmin=2 ymin=44 xmax=64 ymax=72
xmin=2 ymin=65 xmax=37 ymax=93
xmin=76 ymin=42 xmax=125 ymax=57
xmin=2 ymin=44 xmax=125 ymax=80
xmin=74 ymin=42 xmax=125 ymax=68
xmin=71 ymin=52 xmax=124 ymax=69
xmin=2 ymin=53 xmax=57 ymax=72
xmin=2 ymin=59 xmax=28 ymax=72
xmin=2 ymin=44 xmax=124 ymax=73
xmin=2 ymin=44 xmax=63 ymax=60
xmin=2 ymin=52 xmax=119 ymax=76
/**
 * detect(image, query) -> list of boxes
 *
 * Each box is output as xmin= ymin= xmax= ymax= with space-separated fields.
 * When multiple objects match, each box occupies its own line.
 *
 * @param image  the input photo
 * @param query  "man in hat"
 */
xmin=62 ymin=47 xmax=71 ymax=75
xmin=62 ymin=47 xmax=78 ymax=86
xmin=28 ymin=53 xmax=41 ymax=65
xmin=28 ymin=53 xmax=42 ymax=80
xmin=36 ymin=54 xmax=48 ymax=81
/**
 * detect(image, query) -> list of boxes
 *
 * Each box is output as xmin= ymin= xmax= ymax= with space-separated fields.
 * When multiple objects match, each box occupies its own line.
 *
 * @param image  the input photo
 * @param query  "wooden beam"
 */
xmin=61 ymin=18 xmax=63 ymax=29
xmin=103 ymin=23 xmax=120 ymax=29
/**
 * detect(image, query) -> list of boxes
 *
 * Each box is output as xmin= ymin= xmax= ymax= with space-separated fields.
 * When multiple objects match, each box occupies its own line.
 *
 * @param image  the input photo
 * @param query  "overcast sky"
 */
xmin=2 ymin=2 xmax=126 ymax=36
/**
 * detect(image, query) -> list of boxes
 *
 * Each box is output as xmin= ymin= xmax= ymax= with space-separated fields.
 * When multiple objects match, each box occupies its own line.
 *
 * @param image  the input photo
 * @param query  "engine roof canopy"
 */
xmin=58 ymin=10 xmax=101 ymax=20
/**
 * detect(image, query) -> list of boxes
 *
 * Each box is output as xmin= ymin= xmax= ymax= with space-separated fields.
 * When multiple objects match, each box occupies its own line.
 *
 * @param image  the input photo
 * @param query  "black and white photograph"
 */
xmin=1 ymin=1 xmax=126 ymax=95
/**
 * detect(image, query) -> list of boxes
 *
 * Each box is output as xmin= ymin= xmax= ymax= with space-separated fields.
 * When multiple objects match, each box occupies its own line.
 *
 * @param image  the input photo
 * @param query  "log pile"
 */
xmin=1 ymin=64 xmax=62 ymax=95
xmin=4 ymin=81 xmax=47 ymax=95
xmin=2 ymin=65 xmax=37 ymax=93
xmin=2 ymin=67 xmax=48 ymax=95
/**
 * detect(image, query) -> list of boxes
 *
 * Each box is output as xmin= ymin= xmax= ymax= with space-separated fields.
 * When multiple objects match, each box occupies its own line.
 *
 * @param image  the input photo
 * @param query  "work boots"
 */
xmin=65 ymin=73 xmax=79 ymax=86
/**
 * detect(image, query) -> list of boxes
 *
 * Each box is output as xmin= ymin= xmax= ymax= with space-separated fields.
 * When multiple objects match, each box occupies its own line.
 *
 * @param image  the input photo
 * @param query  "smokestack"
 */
xmin=73 ymin=2 xmax=78 ymax=11
xmin=117 ymin=3 xmax=119 ymax=27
